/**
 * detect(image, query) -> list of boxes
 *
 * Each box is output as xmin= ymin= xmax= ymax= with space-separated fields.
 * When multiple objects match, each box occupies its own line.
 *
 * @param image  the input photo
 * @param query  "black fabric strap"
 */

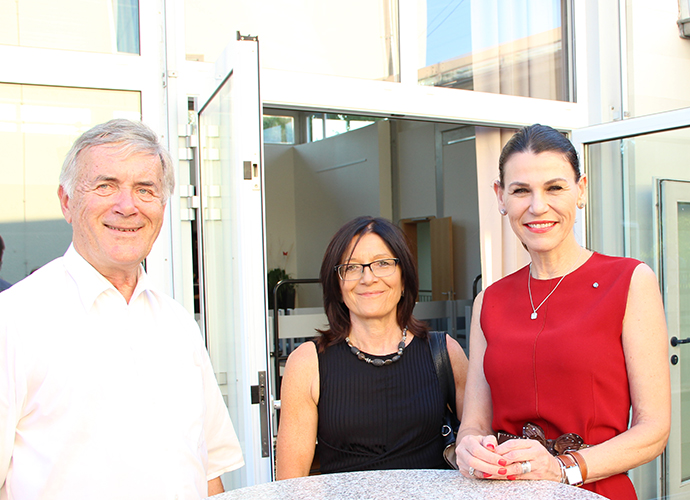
xmin=428 ymin=331 xmax=456 ymax=414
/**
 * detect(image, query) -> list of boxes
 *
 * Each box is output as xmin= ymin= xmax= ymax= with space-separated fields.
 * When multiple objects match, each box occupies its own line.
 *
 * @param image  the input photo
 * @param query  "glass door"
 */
xmin=659 ymin=179 xmax=690 ymax=498
xmin=572 ymin=111 xmax=690 ymax=499
xmin=197 ymin=37 xmax=272 ymax=489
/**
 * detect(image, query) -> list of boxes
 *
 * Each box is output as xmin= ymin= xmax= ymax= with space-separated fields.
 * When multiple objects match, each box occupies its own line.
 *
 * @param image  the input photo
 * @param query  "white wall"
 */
xmin=441 ymin=129 xmax=481 ymax=299
xmin=396 ymin=120 xmax=437 ymax=218
xmin=264 ymin=145 xmax=298 ymax=277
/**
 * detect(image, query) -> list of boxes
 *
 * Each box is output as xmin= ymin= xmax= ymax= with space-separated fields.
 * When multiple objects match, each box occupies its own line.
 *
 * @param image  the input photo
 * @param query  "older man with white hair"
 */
xmin=0 ymin=119 xmax=243 ymax=500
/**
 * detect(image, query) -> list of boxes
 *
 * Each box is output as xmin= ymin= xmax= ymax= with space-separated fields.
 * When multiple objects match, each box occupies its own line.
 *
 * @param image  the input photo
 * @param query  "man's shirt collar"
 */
xmin=63 ymin=245 xmax=151 ymax=310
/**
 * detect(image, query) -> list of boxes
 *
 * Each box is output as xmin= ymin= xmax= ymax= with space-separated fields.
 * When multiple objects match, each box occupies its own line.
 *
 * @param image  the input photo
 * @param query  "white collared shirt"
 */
xmin=0 ymin=246 xmax=243 ymax=500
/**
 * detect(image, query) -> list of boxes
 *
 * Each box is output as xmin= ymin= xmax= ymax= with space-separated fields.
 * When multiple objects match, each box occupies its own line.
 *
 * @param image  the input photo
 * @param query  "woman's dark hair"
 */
xmin=316 ymin=216 xmax=429 ymax=351
xmin=498 ymin=124 xmax=580 ymax=187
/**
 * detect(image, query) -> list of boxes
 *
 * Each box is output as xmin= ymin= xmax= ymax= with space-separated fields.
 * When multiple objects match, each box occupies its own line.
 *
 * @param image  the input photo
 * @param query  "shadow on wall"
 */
xmin=0 ymin=219 xmax=72 ymax=285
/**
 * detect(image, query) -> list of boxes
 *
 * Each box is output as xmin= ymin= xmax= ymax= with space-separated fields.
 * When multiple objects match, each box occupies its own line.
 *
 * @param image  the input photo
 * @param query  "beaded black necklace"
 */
xmin=345 ymin=326 xmax=408 ymax=367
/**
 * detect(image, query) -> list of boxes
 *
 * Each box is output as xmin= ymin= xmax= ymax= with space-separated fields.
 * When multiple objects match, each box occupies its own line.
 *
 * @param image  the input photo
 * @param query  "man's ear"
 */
xmin=58 ymin=185 xmax=72 ymax=224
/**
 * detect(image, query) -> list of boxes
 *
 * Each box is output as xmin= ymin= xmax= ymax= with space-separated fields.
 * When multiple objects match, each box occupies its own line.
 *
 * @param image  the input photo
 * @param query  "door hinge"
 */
xmin=202 ymin=185 xmax=222 ymax=221
xmin=179 ymin=185 xmax=199 ymax=221
xmin=178 ymin=122 xmax=200 ymax=222
xmin=237 ymin=32 xmax=258 ymax=42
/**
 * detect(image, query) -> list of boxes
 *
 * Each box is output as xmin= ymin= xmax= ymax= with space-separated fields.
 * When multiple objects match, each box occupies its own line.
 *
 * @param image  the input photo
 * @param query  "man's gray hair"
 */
xmin=59 ymin=119 xmax=175 ymax=203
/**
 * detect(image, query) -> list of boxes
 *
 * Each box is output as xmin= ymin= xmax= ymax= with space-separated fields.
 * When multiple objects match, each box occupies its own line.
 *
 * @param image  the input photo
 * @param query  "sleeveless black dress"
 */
xmin=316 ymin=335 xmax=449 ymax=473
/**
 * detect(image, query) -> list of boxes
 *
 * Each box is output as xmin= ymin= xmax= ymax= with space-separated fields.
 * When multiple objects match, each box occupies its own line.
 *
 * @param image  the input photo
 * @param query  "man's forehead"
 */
xmin=79 ymin=145 xmax=163 ymax=176
xmin=82 ymin=143 xmax=159 ymax=160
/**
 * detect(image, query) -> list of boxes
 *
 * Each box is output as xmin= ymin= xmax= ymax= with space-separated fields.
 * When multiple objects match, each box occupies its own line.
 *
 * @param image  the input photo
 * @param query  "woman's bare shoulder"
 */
xmin=285 ymin=340 xmax=319 ymax=372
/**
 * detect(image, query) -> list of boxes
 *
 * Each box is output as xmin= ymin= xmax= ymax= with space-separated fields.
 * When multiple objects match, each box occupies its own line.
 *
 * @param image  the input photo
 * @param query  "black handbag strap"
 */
xmin=428 ymin=331 xmax=456 ymax=414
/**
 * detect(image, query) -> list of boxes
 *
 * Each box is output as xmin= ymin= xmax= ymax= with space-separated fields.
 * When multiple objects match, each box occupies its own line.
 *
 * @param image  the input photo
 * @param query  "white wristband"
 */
xmin=555 ymin=456 xmax=568 ymax=484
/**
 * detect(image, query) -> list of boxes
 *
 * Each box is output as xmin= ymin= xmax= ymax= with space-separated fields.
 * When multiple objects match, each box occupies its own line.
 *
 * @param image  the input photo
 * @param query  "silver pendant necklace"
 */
xmin=528 ymin=247 xmax=584 ymax=320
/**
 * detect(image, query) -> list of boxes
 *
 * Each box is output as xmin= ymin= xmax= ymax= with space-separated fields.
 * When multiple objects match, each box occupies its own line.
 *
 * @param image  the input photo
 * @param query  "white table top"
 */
xmin=210 ymin=469 xmax=606 ymax=500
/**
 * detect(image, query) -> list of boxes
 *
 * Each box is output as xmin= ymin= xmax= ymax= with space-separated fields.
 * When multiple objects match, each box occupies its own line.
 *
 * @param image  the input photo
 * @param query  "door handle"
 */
xmin=250 ymin=371 xmax=270 ymax=458
xmin=670 ymin=336 xmax=690 ymax=347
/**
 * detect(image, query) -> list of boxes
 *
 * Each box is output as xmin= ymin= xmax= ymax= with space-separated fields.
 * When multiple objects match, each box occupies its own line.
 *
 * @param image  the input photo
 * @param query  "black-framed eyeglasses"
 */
xmin=335 ymin=258 xmax=400 ymax=281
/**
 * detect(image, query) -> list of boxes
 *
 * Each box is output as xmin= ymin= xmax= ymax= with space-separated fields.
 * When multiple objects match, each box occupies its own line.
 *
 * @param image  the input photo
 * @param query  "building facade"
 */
xmin=1 ymin=0 xmax=689 ymax=497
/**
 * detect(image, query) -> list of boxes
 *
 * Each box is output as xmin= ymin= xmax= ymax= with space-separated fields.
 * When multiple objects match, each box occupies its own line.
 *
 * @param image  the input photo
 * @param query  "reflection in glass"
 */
xmin=198 ymin=79 xmax=245 ymax=489
xmin=677 ymin=202 xmax=690 ymax=482
xmin=587 ymin=128 xmax=690 ymax=495
xmin=626 ymin=2 xmax=690 ymax=117
xmin=184 ymin=0 xmax=399 ymax=81
xmin=585 ymin=141 xmax=625 ymax=258
xmin=419 ymin=0 xmax=570 ymax=101
xmin=116 ymin=0 xmax=140 ymax=54
xmin=0 ymin=0 xmax=140 ymax=54
xmin=263 ymin=115 xmax=295 ymax=144
xmin=306 ymin=113 xmax=380 ymax=143
xmin=587 ymin=128 xmax=690 ymax=266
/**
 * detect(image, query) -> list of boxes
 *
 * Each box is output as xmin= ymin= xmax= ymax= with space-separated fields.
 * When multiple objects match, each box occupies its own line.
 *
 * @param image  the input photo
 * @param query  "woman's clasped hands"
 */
xmin=456 ymin=434 xmax=561 ymax=482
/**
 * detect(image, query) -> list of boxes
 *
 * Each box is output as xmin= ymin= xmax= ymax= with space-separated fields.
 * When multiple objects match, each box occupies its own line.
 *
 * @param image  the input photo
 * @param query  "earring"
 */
xmin=500 ymin=208 xmax=507 ymax=216
xmin=401 ymin=289 xmax=405 ymax=297
xmin=577 ymin=201 xmax=585 ymax=209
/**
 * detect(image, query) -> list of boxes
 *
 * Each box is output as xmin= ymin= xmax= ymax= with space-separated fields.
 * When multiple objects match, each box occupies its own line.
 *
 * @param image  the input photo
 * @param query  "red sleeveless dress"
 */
xmin=481 ymin=253 xmax=641 ymax=500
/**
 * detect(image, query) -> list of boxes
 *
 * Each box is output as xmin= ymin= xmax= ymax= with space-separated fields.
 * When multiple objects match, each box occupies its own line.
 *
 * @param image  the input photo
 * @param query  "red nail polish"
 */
xmin=483 ymin=473 xmax=492 ymax=478
xmin=498 ymin=468 xmax=507 ymax=475
xmin=498 ymin=459 xmax=507 ymax=466
xmin=486 ymin=444 xmax=495 ymax=451
xmin=507 ymin=475 xmax=517 ymax=481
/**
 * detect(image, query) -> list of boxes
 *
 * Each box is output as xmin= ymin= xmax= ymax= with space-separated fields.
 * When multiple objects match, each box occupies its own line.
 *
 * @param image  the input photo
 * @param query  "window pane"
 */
xmin=586 ymin=141 xmax=625 ymax=257
xmin=116 ymin=0 xmax=140 ymax=54
xmin=0 ymin=84 xmax=141 ymax=286
xmin=184 ymin=0 xmax=399 ymax=81
xmin=263 ymin=115 xmax=295 ymax=144
xmin=677 ymin=200 xmax=690 ymax=483
xmin=306 ymin=113 xmax=380 ymax=143
xmin=418 ymin=0 xmax=570 ymax=101
xmin=0 ymin=0 xmax=140 ymax=54
xmin=625 ymin=1 xmax=690 ymax=117
xmin=587 ymin=128 xmax=690 ymax=492
xmin=309 ymin=116 xmax=324 ymax=142
xmin=587 ymin=128 xmax=690 ymax=263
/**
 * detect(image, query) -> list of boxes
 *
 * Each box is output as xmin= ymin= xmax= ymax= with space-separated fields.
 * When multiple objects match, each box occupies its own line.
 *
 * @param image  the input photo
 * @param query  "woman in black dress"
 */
xmin=276 ymin=216 xmax=468 ymax=478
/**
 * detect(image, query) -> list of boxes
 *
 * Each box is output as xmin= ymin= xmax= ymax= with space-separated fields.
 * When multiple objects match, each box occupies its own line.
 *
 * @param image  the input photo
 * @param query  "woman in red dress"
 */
xmin=454 ymin=124 xmax=670 ymax=500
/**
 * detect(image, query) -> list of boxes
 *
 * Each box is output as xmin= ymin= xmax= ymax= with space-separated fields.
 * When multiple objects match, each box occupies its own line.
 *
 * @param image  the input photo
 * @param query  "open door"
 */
xmin=658 ymin=179 xmax=690 ymax=498
xmin=572 ymin=111 xmax=690 ymax=498
xmin=430 ymin=216 xmax=454 ymax=301
xmin=196 ymin=36 xmax=272 ymax=488
xmin=400 ymin=216 xmax=454 ymax=301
